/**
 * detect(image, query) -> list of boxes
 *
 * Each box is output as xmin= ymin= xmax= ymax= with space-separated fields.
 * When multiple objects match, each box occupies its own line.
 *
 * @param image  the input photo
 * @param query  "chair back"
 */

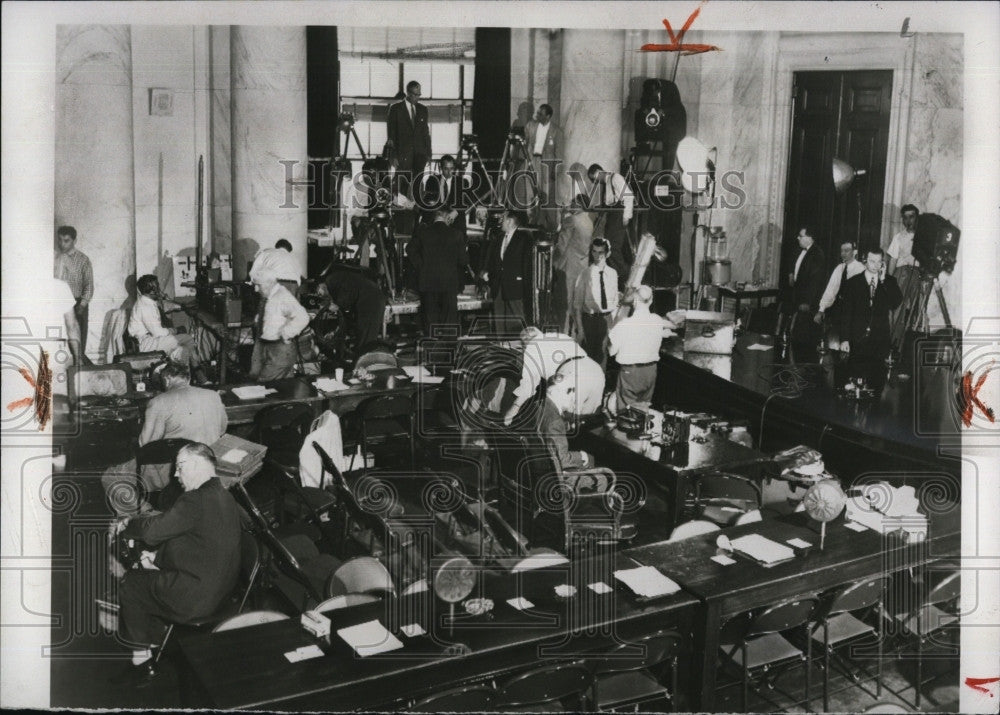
xmin=255 ymin=527 xmax=323 ymax=604
xmin=825 ymin=576 xmax=887 ymax=617
xmin=401 ymin=578 xmax=428 ymax=595
xmin=589 ymin=630 xmax=684 ymax=675
xmin=668 ymin=520 xmax=720 ymax=541
xmin=926 ymin=569 xmax=960 ymax=605
xmin=697 ymin=472 xmax=762 ymax=506
xmin=312 ymin=441 xmax=349 ymax=492
xmin=329 ymin=556 xmax=395 ymax=597
xmin=357 ymin=393 xmax=414 ymax=421
xmin=135 ymin=438 xmax=195 ymax=469
xmin=747 ymin=597 xmax=818 ymax=637
xmin=508 ymin=549 xmax=570 ymax=573
xmin=315 ymin=593 xmax=380 ymax=613
xmin=735 ymin=509 xmax=763 ymax=525
xmin=238 ymin=530 xmax=262 ymax=611
xmin=408 ymin=684 xmax=497 ymax=713
xmin=253 ymin=402 xmax=314 ymax=455
xmin=212 ymin=610 xmax=288 ymax=633
xmin=495 ymin=661 xmax=593 ymax=709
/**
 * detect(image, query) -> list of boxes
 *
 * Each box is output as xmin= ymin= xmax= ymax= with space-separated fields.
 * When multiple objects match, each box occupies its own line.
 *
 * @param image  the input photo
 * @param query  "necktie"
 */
xmin=599 ymin=270 xmax=608 ymax=310
xmin=408 ymin=101 xmax=414 ymax=123
xmin=869 ymin=276 xmax=877 ymax=302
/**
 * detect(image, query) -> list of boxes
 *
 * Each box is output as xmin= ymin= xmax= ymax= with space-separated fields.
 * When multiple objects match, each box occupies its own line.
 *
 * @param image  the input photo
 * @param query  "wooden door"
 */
xmin=781 ymin=70 xmax=893 ymax=285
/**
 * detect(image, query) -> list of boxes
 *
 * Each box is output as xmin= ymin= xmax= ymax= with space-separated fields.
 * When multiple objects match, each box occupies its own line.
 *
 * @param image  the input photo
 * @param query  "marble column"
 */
xmin=558 ymin=30 xmax=626 ymax=203
xmin=55 ymin=25 xmax=136 ymax=360
xmin=231 ymin=26 xmax=308 ymax=279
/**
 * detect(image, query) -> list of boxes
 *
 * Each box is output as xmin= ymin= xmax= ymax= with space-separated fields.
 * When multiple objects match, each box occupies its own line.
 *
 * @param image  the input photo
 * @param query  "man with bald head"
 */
xmin=608 ymin=285 xmax=677 ymax=409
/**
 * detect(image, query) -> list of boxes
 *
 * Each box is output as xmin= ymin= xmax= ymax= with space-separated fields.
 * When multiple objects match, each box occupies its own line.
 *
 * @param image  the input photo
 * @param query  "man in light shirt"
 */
xmin=524 ymin=104 xmax=561 ymax=232
xmin=248 ymin=240 xmax=301 ymax=297
xmin=128 ymin=274 xmax=201 ymax=372
xmin=503 ymin=326 xmax=586 ymax=426
xmin=587 ymin=163 xmax=634 ymax=286
xmin=814 ymin=239 xmax=864 ymax=349
xmin=886 ymin=204 xmax=920 ymax=275
xmin=55 ymin=225 xmax=94 ymax=355
xmin=608 ymin=285 xmax=676 ymax=409
xmin=573 ymin=238 xmax=619 ymax=366
xmin=250 ymin=267 xmax=310 ymax=381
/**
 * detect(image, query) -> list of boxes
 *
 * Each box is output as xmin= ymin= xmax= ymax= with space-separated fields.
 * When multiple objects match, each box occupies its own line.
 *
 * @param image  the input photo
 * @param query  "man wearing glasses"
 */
xmin=386 ymin=80 xmax=432 ymax=197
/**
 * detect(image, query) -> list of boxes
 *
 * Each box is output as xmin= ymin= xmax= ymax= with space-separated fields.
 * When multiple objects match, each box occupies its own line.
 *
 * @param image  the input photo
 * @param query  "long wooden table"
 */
xmin=177 ymin=555 xmax=699 ymax=710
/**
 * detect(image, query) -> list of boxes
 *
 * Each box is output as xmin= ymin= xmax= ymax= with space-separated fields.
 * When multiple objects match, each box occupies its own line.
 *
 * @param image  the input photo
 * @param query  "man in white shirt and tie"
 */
xmin=573 ymin=238 xmax=619 ymax=366
xmin=524 ymin=104 xmax=562 ymax=232
xmin=814 ymin=239 xmax=864 ymax=349
xmin=587 ymin=164 xmax=633 ymax=288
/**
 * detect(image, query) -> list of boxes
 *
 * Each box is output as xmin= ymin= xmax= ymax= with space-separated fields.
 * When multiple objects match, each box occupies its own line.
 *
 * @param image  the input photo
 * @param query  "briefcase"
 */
xmin=683 ymin=310 xmax=735 ymax=354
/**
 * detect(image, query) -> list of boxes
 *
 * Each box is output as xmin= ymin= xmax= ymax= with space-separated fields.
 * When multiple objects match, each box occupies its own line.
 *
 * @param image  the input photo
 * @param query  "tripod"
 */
xmin=495 ymin=132 xmax=540 ymax=216
xmin=329 ymin=115 xmax=368 ymax=238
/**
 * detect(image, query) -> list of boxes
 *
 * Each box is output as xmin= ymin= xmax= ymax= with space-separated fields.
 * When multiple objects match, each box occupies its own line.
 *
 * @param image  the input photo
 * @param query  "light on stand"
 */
xmin=832 ymin=157 xmax=868 ymax=249
xmin=677 ymin=136 xmax=717 ymax=305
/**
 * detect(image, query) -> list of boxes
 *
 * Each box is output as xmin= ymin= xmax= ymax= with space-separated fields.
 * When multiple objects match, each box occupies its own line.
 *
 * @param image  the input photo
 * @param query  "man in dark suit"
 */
xmin=482 ymin=211 xmax=532 ymax=326
xmin=421 ymin=154 xmax=467 ymax=239
xmin=780 ymin=226 xmax=827 ymax=350
xmin=408 ymin=208 xmax=470 ymax=336
xmin=319 ymin=264 xmax=388 ymax=351
xmin=841 ymin=247 xmax=903 ymax=390
xmin=111 ymin=442 xmax=243 ymax=683
xmin=385 ymin=80 xmax=431 ymax=198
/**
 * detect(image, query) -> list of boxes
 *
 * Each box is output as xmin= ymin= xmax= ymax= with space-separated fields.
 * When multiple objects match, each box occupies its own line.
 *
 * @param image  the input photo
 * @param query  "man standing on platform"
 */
xmin=554 ymin=196 xmax=594 ymax=335
xmin=814 ymin=239 xmax=864 ymax=350
xmin=840 ymin=248 xmax=902 ymax=390
xmin=483 ymin=211 xmax=532 ymax=326
xmin=421 ymin=154 xmax=467 ymax=239
xmin=524 ymin=104 xmax=561 ymax=232
xmin=55 ymin=225 xmax=94 ymax=356
xmin=249 ymin=239 xmax=302 ymax=297
xmin=608 ymin=285 xmax=676 ymax=409
xmin=318 ymin=264 xmax=388 ymax=352
xmin=408 ymin=208 xmax=469 ymax=337
xmin=587 ymin=164 xmax=633 ymax=287
xmin=573 ymin=238 xmax=619 ymax=367
xmin=386 ymin=80 xmax=431 ymax=198
xmin=780 ymin=226 xmax=826 ymax=350
xmin=250 ymin=267 xmax=310 ymax=381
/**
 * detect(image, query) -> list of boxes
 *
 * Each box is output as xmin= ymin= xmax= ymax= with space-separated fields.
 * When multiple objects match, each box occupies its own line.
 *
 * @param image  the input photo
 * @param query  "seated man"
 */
xmin=128 ymin=274 xmax=202 ymax=372
xmin=504 ymin=326 xmax=586 ymax=426
xmin=536 ymin=370 xmax=609 ymax=492
xmin=607 ymin=285 xmax=676 ymax=410
xmin=110 ymin=442 xmax=244 ymax=684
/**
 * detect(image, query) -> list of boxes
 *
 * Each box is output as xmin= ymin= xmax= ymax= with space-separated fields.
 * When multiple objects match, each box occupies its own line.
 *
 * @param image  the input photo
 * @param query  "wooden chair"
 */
xmin=693 ymin=472 xmax=762 ymax=527
xmin=407 ymin=684 xmax=497 ymax=712
xmin=327 ymin=556 xmax=395 ymax=598
xmin=810 ymin=576 xmax=888 ymax=712
xmin=718 ymin=596 xmax=818 ymax=712
xmin=587 ymin=630 xmax=684 ymax=712
xmin=314 ymin=593 xmax=380 ymax=613
xmin=494 ymin=661 xmax=594 ymax=711
xmin=212 ymin=610 xmax=288 ymax=633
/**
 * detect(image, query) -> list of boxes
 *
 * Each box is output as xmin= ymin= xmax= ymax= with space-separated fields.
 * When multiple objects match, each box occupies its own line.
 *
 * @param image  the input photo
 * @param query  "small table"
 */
xmin=383 ymin=294 xmax=491 ymax=337
xmin=714 ymin=284 xmax=780 ymax=319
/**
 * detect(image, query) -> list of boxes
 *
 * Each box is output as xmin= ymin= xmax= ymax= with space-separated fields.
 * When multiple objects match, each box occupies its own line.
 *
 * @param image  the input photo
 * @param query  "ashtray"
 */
xmin=463 ymin=598 xmax=494 ymax=616
xmin=554 ymin=584 xmax=577 ymax=599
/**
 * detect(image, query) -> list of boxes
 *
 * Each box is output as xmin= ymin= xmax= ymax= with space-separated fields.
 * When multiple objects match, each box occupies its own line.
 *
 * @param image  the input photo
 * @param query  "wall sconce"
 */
xmin=149 ymin=88 xmax=173 ymax=116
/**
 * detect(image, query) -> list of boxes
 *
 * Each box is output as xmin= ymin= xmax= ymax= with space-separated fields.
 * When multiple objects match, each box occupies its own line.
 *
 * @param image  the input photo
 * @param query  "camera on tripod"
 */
xmin=338 ymin=112 xmax=356 ymax=133
xmin=461 ymin=133 xmax=479 ymax=151
xmin=367 ymin=186 xmax=393 ymax=223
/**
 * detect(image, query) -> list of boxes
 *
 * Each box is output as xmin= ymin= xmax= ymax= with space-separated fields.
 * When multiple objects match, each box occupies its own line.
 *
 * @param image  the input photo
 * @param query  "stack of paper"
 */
xmin=402 ymin=365 xmax=445 ymax=384
xmin=314 ymin=377 xmax=348 ymax=393
xmin=210 ymin=434 xmax=267 ymax=486
xmin=230 ymin=385 xmax=277 ymax=401
xmin=729 ymin=534 xmax=796 ymax=565
xmin=613 ymin=566 xmax=681 ymax=598
xmin=337 ymin=620 xmax=404 ymax=657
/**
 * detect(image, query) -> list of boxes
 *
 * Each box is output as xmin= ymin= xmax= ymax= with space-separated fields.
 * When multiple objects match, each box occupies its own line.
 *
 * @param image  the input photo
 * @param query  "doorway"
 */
xmin=781 ymin=70 xmax=892 ymax=282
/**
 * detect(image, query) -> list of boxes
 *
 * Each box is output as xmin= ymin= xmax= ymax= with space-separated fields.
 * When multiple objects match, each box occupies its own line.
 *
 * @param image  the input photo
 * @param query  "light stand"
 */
xmin=330 ymin=113 xmax=368 ymax=243
xmin=832 ymin=157 xmax=868 ymax=251
xmin=677 ymin=137 xmax=717 ymax=308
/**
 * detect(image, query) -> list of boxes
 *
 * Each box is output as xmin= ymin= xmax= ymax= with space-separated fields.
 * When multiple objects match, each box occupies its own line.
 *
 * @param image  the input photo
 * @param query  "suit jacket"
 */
xmin=421 ymin=174 xmax=468 ymax=234
xmin=841 ymin=271 xmax=903 ymax=347
xmin=408 ymin=220 xmax=469 ymax=293
xmin=386 ymin=100 xmax=431 ymax=170
xmin=122 ymin=479 xmax=243 ymax=621
xmin=538 ymin=397 xmax=587 ymax=471
xmin=524 ymin=120 xmax=561 ymax=161
xmin=788 ymin=245 xmax=827 ymax=312
xmin=486 ymin=228 xmax=533 ymax=302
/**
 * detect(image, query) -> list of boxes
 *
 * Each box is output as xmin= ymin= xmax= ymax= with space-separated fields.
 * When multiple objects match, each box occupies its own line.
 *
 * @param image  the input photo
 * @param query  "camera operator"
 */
xmin=316 ymin=263 xmax=387 ymax=353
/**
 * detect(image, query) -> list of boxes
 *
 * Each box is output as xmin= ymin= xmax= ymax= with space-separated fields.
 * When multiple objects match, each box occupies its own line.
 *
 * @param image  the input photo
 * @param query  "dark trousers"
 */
xmin=420 ymin=291 xmax=459 ymax=336
xmin=848 ymin=337 xmax=891 ymax=391
xmin=492 ymin=295 xmax=526 ymax=333
xmin=256 ymin=339 xmax=298 ymax=381
xmin=356 ymin=295 xmax=386 ymax=350
xmin=616 ymin=363 xmax=658 ymax=408
xmin=602 ymin=209 xmax=629 ymax=289
xmin=581 ymin=312 xmax=610 ymax=366
xmin=118 ymin=571 xmax=170 ymax=647
xmin=74 ymin=301 xmax=89 ymax=355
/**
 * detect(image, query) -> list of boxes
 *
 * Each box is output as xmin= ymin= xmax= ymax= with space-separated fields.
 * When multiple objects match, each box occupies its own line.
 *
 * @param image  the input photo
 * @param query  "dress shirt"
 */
xmin=886 ymin=230 xmax=918 ymax=268
xmin=55 ymin=248 xmax=94 ymax=302
xmin=533 ymin=122 xmax=550 ymax=155
xmin=249 ymin=248 xmax=300 ymax=285
xmin=128 ymin=294 xmax=171 ymax=340
xmin=439 ymin=176 xmax=452 ymax=203
xmin=608 ymin=309 xmax=675 ymax=364
xmin=500 ymin=230 xmax=515 ymax=259
xmin=793 ymin=248 xmax=808 ymax=282
xmin=512 ymin=332 xmax=585 ymax=406
xmin=407 ymin=99 xmax=416 ymax=122
xmin=602 ymin=173 xmax=634 ymax=223
xmin=259 ymin=283 xmax=309 ymax=342
xmin=818 ymin=258 xmax=864 ymax=312
xmin=576 ymin=264 xmax=619 ymax=314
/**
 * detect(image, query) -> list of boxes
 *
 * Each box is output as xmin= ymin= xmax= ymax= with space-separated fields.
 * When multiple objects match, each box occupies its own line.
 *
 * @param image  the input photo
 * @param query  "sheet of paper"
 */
xmin=284 ymin=644 xmax=324 ymax=663
xmin=588 ymin=581 xmax=613 ymax=594
xmin=730 ymin=534 xmax=797 ymax=564
xmin=402 ymin=365 xmax=432 ymax=379
xmin=511 ymin=552 xmax=570 ymax=573
xmin=506 ymin=597 xmax=534 ymax=611
xmin=219 ymin=448 xmax=248 ymax=464
xmin=711 ymin=554 xmax=737 ymax=566
xmin=314 ymin=377 xmax=348 ymax=393
xmin=230 ymin=385 xmax=277 ymax=400
xmin=337 ymin=620 xmax=404 ymax=657
xmin=746 ymin=343 xmax=774 ymax=351
xmin=613 ymin=566 xmax=681 ymax=598
xmin=786 ymin=537 xmax=812 ymax=549
xmin=844 ymin=520 xmax=868 ymax=532
xmin=400 ymin=623 xmax=426 ymax=638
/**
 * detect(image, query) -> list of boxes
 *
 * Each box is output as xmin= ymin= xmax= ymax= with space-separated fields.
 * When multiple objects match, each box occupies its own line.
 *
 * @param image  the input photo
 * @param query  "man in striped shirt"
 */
xmin=55 ymin=225 xmax=94 ymax=354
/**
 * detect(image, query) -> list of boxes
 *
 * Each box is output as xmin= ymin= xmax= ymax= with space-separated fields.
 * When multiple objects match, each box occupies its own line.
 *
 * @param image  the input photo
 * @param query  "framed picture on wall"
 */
xmin=149 ymin=88 xmax=173 ymax=116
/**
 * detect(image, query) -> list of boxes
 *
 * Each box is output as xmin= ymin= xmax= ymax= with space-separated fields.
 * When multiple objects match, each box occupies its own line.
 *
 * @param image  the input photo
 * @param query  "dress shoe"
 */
xmin=108 ymin=661 xmax=158 ymax=689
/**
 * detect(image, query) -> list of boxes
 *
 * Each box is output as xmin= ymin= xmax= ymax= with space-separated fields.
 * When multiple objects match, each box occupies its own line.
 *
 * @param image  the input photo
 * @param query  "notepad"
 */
xmin=314 ymin=377 xmax=348 ymax=393
xmin=786 ymin=537 xmax=812 ymax=549
xmin=284 ymin=644 xmax=324 ymax=663
xmin=337 ymin=620 xmax=404 ymax=657
xmin=400 ymin=623 xmax=426 ymax=638
xmin=711 ymin=554 xmax=737 ymax=566
xmin=844 ymin=521 xmax=868 ymax=532
xmin=588 ymin=582 xmax=613 ymax=595
xmin=219 ymin=448 xmax=249 ymax=464
xmin=506 ymin=597 xmax=534 ymax=611
xmin=729 ymin=534 xmax=796 ymax=565
xmin=231 ymin=385 xmax=277 ymax=400
xmin=613 ymin=566 xmax=681 ymax=598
